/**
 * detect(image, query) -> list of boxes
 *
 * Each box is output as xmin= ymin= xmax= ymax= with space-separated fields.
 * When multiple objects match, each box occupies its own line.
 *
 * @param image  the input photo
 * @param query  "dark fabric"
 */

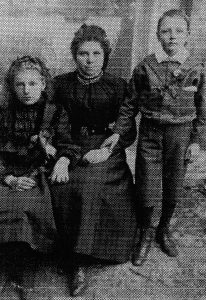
xmin=0 ymin=100 xmax=56 ymax=251
xmin=9 ymin=100 xmax=45 ymax=145
xmin=158 ymin=202 xmax=176 ymax=228
xmin=0 ymin=174 xmax=56 ymax=251
xmin=135 ymin=118 xmax=192 ymax=210
xmin=51 ymin=71 xmax=136 ymax=263
xmin=114 ymin=53 xmax=206 ymax=149
xmin=52 ymin=71 xmax=137 ymax=165
xmin=0 ymin=100 xmax=57 ymax=179
xmin=139 ymin=206 xmax=154 ymax=228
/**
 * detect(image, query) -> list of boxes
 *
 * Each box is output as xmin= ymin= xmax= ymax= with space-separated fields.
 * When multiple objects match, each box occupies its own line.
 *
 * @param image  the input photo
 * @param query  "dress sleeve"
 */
xmin=112 ymin=77 xmax=137 ymax=148
xmin=191 ymin=63 xmax=206 ymax=150
xmin=113 ymin=65 xmax=145 ymax=146
xmin=52 ymin=104 xmax=82 ymax=167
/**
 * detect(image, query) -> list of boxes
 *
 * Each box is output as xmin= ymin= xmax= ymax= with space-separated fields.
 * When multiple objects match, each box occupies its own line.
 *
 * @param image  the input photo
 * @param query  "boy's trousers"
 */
xmin=135 ymin=117 xmax=193 ymax=210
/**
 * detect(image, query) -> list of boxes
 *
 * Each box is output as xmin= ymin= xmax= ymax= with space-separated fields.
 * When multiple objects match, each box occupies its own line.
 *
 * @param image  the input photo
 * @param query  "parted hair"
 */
xmin=5 ymin=55 xmax=53 ymax=105
xmin=71 ymin=24 xmax=112 ymax=71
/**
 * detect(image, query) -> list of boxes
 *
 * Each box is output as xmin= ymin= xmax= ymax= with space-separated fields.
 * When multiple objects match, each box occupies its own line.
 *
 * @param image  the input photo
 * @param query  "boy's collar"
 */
xmin=155 ymin=46 xmax=190 ymax=64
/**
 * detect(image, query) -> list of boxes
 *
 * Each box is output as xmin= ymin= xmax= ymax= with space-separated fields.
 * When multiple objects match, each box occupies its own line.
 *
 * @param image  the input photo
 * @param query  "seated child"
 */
xmin=0 ymin=56 xmax=57 ymax=296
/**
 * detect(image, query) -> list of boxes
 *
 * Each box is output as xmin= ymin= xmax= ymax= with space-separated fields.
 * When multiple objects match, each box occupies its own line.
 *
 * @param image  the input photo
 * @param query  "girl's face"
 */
xmin=157 ymin=16 xmax=189 ymax=56
xmin=76 ymin=41 xmax=104 ymax=77
xmin=14 ymin=69 xmax=45 ymax=105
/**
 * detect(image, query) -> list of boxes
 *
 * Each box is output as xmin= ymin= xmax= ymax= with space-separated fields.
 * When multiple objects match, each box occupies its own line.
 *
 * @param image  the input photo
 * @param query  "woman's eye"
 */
xmin=160 ymin=29 xmax=169 ymax=34
xmin=15 ymin=82 xmax=24 ymax=87
xmin=94 ymin=51 xmax=101 ymax=55
xmin=78 ymin=51 xmax=87 ymax=56
xmin=29 ymin=81 xmax=36 ymax=86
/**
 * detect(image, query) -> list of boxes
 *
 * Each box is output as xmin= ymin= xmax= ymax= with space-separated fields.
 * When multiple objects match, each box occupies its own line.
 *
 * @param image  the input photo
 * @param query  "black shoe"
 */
xmin=131 ymin=227 xmax=154 ymax=266
xmin=70 ymin=266 xmax=87 ymax=297
xmin=10 ymin=281 xmax=28 ymax=300
xmin=155 ymin=226 xmax=178 ymax=257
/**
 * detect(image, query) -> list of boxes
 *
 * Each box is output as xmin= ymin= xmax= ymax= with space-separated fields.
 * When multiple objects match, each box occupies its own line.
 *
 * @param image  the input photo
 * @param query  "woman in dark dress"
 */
xmin=0 ymin=56 xmax=56 ymax=298
xmin=50 ymin=24 xmax=136 ymax=296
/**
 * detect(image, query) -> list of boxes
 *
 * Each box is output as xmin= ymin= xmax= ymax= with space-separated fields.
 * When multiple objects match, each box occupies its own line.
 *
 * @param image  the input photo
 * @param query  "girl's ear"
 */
xmin=41 ymin=77 xmax=46 ymax=91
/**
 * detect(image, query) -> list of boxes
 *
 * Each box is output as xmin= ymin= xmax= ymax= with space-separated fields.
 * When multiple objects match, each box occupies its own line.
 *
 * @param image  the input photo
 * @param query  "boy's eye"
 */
xmin=94 ymin=51 xmax=101 ymax=55
xmin=176 ymin=28 xmax=184 ymax=33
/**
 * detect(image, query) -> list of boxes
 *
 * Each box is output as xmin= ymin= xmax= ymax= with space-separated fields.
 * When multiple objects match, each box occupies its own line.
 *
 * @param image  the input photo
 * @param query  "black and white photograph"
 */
xmin=0 ymin=0 xmax=206 ymax=299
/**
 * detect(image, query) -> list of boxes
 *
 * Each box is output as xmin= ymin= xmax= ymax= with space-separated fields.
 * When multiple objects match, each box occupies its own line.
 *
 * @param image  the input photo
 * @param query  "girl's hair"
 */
xmin=157 ymin=9 xmax=190 ymax=36
xmin=71 ymin=24 xmax=112 ymax=71
xmin=5 ymin=55 xmax=53 ymax=105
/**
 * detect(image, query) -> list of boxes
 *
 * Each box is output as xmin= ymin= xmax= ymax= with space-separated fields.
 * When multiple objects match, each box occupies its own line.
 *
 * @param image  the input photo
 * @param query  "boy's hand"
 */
xmin=83 ymin=148 xmax=111 ymax=164
xmin=50 ymin=157 xmax=70 ymax=183
xmin=185 ymin=143 xmax=200 ymax=162
xmin=100 ymin=133 xmax=120 ymax=152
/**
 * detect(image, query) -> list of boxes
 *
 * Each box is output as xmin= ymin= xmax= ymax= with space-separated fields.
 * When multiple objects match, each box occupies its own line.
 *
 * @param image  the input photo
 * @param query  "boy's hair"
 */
xmin=70 ymin=24 xmax=112 ymax=71
xmin=157 ymin=9 xmax=190 ymax=36
xmin=5 ymin=55 xmax=53 ymax=104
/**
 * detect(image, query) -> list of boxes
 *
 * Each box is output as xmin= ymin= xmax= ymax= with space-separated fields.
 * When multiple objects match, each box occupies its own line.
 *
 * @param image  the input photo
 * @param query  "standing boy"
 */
xmin=102 ymin=9 xmax=206 ymax=265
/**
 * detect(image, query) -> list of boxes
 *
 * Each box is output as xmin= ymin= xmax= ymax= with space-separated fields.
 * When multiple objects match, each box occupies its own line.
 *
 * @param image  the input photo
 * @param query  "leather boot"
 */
xmin=69 ymin=265 xmax=87 ymax=297
xmin=155 ymin=226 xmax=178 ymax=257
xmin=131 ymin=227 xmax=154 ymax=266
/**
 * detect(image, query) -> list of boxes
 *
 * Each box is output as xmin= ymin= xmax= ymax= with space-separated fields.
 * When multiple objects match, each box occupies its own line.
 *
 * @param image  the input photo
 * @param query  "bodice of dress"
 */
xmin=54 ymin=71 xmax=128 ymax=157
xmin=56 ymin=71 xmax=126 ymax=130
xmin=0 ymin=99 xmax=50 ymax=177
xmin=10 ymin=101 xmax=45 ymax=146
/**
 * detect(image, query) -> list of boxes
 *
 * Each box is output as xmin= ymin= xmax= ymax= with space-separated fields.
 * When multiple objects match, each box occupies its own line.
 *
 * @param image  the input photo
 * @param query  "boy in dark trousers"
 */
xmin=102 ymin=9 xmax=206 ymax=265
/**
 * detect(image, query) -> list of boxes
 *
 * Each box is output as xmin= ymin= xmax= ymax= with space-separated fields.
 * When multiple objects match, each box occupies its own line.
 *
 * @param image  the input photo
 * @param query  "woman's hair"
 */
xmin=157 ymin=9 xmax=190 ymax=37
xmin=71 ymin=24 xmax=112 ymax=71
xmin=5 ymin=55 xmax=53 ymax=105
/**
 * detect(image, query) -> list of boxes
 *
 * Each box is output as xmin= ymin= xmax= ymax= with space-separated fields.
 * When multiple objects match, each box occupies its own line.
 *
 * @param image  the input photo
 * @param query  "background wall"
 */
xmin=0 ymin=1 xmax=204 ymax=82
xmin=0 ymin=0 xmax=135 ymax=82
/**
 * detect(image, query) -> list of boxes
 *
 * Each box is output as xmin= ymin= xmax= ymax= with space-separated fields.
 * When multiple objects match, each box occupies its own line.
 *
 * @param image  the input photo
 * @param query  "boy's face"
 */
xmin=157 ymin=16 xmax=189 ymax=56
xmin=14 ymin=69 xmax=45 ymax=105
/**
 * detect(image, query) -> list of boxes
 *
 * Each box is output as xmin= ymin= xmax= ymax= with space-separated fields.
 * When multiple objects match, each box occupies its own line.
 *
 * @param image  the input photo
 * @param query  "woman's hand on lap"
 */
xmin=50 ymin=157 xmax=70 ymax=183
xmin=83 ymin=148 xmax=111 ymax=164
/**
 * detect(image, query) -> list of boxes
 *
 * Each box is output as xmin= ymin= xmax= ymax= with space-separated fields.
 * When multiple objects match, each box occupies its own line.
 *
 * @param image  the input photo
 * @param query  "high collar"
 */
xmin=155 ymin=45 xmax=190 ymax=64
xmin=77 ymin=69 xmax=103 ymax=85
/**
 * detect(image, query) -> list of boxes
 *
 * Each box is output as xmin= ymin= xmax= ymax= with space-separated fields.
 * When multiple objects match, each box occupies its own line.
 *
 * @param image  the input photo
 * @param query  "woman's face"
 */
xmin=13 ymin=69 xmax=45 ymax=105
xmin=76 ymin=41 xmax=104 ymax=77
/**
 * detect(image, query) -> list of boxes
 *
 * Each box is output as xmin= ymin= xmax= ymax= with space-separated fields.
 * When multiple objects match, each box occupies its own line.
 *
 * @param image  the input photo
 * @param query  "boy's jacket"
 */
xmin=114 ymin=53 xmax=206 ymax=148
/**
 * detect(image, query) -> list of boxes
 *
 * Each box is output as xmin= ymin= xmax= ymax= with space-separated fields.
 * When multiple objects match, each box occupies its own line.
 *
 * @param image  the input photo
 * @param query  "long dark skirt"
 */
xmin=0 ymin=173 xmax=56 ymax=252
xmin=51 ymin=150 xmax=136 ymax=263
